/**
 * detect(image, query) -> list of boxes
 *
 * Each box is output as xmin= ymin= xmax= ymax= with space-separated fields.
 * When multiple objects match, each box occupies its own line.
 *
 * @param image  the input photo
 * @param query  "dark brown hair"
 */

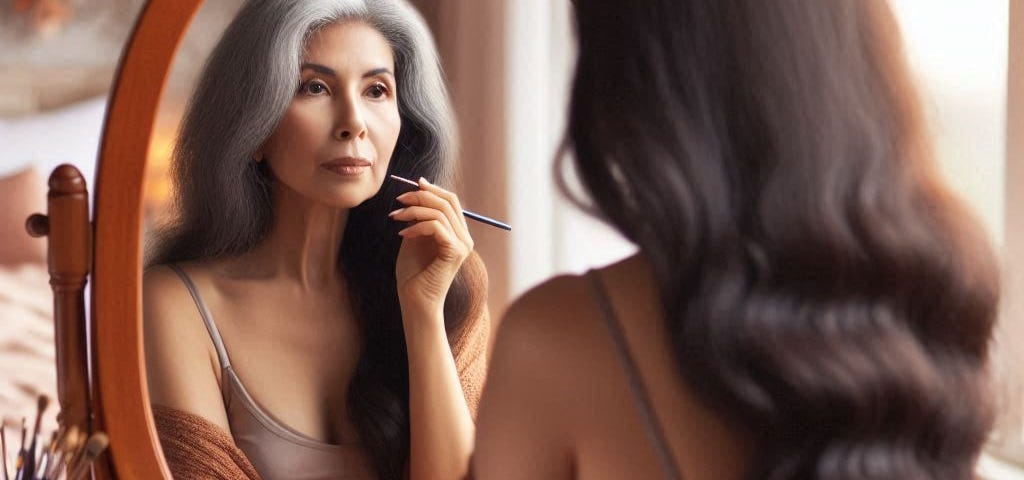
xmin=564 ymin=1 xmax=1000 ymax=478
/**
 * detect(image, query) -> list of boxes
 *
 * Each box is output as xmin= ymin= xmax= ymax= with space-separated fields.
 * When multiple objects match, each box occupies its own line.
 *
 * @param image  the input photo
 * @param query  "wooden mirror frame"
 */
xmin=93 ymin=0 xmax=204 ymax=477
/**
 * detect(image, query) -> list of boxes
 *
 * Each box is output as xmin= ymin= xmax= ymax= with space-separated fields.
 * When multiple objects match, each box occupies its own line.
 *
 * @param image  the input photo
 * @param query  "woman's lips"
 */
xmin=322 ymin=164 xmax=370 ymax=176
xmin=322 ymin=157 xmax=371 ymax=176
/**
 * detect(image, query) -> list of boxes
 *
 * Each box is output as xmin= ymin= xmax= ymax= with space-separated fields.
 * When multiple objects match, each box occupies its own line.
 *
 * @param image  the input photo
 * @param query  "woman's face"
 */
xmin=260 ymin=20 xmax=401 ymax=208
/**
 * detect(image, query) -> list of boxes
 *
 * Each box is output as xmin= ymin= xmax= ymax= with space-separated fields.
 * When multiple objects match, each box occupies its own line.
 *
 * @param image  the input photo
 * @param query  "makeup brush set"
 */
xmin=1 ymin=395 xmax=108 ymax=480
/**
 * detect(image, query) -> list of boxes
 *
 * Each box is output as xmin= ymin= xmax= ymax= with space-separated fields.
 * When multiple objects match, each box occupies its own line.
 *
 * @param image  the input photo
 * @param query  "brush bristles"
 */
xmin=5 ymin=398 xmax=109 ymax=480
xmin=81 ymin=434 xmax=108 ymax=460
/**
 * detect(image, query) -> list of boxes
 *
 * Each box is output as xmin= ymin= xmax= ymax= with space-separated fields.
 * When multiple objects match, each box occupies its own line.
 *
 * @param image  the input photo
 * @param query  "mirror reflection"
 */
xmin=142 ymin=1 xmax=489 ymax=479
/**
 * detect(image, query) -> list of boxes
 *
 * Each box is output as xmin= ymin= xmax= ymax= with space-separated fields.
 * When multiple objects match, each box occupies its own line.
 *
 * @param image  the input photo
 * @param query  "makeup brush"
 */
xmin=50 ymin=427 xmax=80 ymax=480
xmin=13 ymin=418 xmax=25 ymax=480
xmin=389 ymin=175 xmax=512 ymax=231
xmin=30 ymin=429 xmax=52 ymax=478
xmin=37 ymin=430 xmax=58 ymax=480
xmin=65 ymin=433 xmax=108 ymax=480
xmin=40 ymin=428 xmax=61 ymax=480
xmin=2 ymin=420 xmax=9 ymax=480
xmin=21 ymin=396 xmax=47 ymax=479
xmin=32 ymin=431 xmax=56 ymax=480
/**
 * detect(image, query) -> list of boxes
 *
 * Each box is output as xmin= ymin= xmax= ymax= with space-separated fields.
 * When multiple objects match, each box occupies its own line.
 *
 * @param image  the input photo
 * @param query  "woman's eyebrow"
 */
xmin=301 ymin=62 xmax=337 ymax=76
xmin=363 ymin=67 xmax=394 ymax=79
xmin=300 ymin=63 xmax=394 ymax=79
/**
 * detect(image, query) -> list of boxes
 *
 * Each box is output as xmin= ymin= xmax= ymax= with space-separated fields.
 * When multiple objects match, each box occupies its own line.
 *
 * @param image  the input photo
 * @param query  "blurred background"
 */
xmin=0 ymin=0 xmax=1022 ymax=477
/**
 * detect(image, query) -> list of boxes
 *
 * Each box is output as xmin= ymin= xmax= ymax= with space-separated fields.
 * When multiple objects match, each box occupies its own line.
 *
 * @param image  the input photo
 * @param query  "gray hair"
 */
xmin=152 ymin=0 xmax=456 ymax=263
xmin=149 ymin=4 xmax=471 ymax=478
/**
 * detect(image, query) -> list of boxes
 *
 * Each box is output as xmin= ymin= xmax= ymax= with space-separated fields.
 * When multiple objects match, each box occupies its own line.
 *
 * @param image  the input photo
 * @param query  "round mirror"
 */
xmin=93 ymin=1 xmax=204 ymax=477
xmin=93 ymin=1 xmax=510 ymax=478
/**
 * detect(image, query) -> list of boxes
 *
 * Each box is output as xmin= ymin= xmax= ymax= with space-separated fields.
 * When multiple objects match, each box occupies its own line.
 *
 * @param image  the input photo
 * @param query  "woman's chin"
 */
xmin=322 ymin=189 xmax=378 ymax=210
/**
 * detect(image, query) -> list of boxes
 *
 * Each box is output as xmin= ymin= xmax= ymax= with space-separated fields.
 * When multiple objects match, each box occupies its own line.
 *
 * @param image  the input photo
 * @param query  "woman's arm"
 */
xmin=390 ymin=178 xmax=485 ymax=480
xmin=403 ymin=304 xmax=477 ymax=480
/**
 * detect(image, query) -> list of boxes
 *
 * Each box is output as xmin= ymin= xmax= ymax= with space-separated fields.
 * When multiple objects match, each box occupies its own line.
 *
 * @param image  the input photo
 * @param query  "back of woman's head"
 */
xmin=565 ymin=1 xmax=1000 ymax=478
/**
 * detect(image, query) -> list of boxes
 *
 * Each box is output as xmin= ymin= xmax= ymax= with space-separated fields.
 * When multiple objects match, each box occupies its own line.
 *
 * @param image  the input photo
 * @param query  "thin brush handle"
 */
xmin=30 ymin=454 xmax=45 ymax=480
xmin=388 ymin=175 xmax=512 ymax=231
xmin=13 ymin=419 xmax=24 ymax=480
xmin=47 ymin=452 xmax=65 ymax=480
xmin=66 ymin=454 xmax=95 ymax=480
xmin=461 ymin=210 xmax=511 ymax=231
xmin=1 ymin=425 xmax=8 ymax=480
xmin=20 ymin=445 xmax=33 ymax=480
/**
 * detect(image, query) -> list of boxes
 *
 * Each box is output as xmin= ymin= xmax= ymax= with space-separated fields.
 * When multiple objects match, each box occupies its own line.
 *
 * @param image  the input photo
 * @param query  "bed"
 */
xmin=0 ymin=96 xmax=108 ymax=439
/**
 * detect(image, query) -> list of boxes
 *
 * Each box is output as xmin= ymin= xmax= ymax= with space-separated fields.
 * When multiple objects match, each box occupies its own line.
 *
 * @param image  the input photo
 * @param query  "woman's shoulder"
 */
xmin=497 ymin=271 xmax=604 ymax=363
xmin=142 ymin=261 xmax=221 ymax=361
xmin=477 ymin=261 xmax=638 ymax=454
xmin=503 ymin=254 xmax=644 ymax=325
xmin=502 ymin=274 xmax=591 ymax=326
xmin=143 ymin=262 xmax=232 ymax=433
xmin=143 ymin=263 xmax=201 ymax=320
xmin=496 ymin=253 xmax=653 ymax=364
xmin=143 ymin=260 xmax=231 ymax=308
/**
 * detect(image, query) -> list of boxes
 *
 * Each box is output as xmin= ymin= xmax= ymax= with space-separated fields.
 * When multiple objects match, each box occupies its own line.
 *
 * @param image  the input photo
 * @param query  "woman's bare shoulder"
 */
xmin=504 ymin=274 xmax=589 ymax=322
xmin=473 ymin=271 xmax=604 ymax=478
xmin=495 ymin=253 xmax=651 ymax=371
xmin=494 ymin=272 xmax=598 ymax=374
xmin=502 ymin=254 xmax=644 ymax=328
xmin=142 ymin=262 xmax=232 ymax=434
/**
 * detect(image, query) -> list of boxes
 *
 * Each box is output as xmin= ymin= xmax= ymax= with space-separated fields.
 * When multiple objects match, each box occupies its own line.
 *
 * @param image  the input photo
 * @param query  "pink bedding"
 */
xmin=0 ymin=263 xmax=58 ymax=433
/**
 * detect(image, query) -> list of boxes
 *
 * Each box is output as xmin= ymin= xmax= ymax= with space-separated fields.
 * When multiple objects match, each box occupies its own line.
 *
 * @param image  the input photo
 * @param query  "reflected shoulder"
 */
xmin=142 ymin=263 xmax=232 ymax=434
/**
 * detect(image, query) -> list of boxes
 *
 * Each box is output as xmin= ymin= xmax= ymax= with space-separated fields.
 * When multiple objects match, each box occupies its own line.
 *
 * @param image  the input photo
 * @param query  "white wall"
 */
xmin=505 ymin=0 xmax=636 ymax=299
xmin=889 ymin=0 xmax=1009 ymax=246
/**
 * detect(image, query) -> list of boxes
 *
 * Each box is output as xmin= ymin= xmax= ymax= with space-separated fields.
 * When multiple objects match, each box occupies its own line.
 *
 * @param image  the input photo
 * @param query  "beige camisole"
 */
xmin=168 ymin=264 xmax=377 ymax=480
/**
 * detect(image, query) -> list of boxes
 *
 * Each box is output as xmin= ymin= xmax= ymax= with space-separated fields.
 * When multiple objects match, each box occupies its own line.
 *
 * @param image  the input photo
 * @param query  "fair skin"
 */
xmin=144 ymin=21 xmax=475 ymax=480
xmin=472 ymin=253 xmax=751 ymax=479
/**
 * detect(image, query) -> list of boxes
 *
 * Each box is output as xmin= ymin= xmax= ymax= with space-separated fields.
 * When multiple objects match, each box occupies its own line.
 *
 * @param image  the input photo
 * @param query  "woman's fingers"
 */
xmin=396 ymin=186 xmax=473 ymax=249
xmin=396 ymin=219 xmax=469 ymax=261
xmin=417 ymin=178 xmax=468 ymax=230
xmin=390 ymin=205 xmax=454 ymax=235
xmin=391 ymin=206 xmax=470 ymax=259
xmin=390 ymin=181 xmax=474 ymax=315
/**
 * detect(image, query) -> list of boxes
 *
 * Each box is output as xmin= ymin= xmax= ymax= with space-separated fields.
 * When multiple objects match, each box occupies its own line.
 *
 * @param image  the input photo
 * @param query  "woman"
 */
xmin=143 ymin=1 xmax=488 ymax=479
xmin=474 ymin=1 xmax=999 ymax=479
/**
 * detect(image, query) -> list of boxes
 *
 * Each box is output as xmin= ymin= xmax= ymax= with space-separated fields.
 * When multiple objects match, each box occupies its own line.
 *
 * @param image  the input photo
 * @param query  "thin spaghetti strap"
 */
xmin=166 ymin=263 xmax=232 ymax=369
xmin=586 ymin=269 xmax=684 ymax=480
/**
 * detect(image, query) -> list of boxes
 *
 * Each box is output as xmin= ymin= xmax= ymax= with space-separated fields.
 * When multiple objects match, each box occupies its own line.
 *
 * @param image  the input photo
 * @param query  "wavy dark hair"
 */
xmin=146 ymin=1 xmax=474 ymax=478
xmin=563 ymin=1 xmax=1000 ymax=478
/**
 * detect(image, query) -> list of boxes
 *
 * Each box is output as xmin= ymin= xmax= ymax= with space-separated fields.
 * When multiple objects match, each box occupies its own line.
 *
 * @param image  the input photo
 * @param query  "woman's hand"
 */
xmin=390 ymin=177 xmax=474 ymax=325
xmin=391 ymin=178 xmax=479 ymax=480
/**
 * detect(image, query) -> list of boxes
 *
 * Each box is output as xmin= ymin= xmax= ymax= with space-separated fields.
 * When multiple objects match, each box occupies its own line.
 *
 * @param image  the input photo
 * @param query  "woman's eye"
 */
xmin=366 ymin=83 xmax=389 ymax=99
xmin=300 ymin=80 xmax=329 ymax=96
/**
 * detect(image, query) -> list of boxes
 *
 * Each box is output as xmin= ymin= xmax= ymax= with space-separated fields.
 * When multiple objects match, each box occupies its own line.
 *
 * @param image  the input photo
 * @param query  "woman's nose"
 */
xmin=333 ymin=94 xmax=367 ymax=140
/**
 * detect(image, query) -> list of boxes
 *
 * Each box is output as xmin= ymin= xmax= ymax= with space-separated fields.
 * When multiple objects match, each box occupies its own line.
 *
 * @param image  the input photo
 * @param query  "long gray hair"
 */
xmin=148 ymin=1 xmax=471 ymax=478
xmin=150 ymin=0 xmax=456 ymax=261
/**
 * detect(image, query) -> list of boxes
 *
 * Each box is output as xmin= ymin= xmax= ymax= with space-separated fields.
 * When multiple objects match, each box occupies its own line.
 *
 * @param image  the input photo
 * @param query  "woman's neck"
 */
xmin=236 ymin=182 xmax=349 ymax=291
